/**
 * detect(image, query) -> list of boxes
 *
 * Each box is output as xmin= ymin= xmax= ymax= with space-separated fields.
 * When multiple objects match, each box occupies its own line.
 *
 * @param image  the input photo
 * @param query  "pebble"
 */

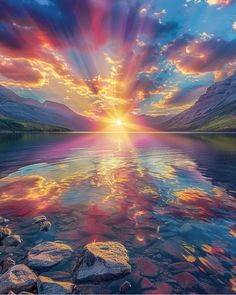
xmin=0 ymin=227 xmax=12 ymax=241
xmin=39 ymin=221 xmax=51 ymax=232
xmin=119 ymin=281 xmax=131 ymax=294
xmin=3 ymin=235 xmax=22 ymax=247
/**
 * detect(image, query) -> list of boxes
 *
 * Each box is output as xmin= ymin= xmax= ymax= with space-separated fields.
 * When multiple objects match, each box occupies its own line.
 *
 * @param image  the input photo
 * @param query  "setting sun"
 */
xmin=115 ymin=119 xmax=123 ymax=127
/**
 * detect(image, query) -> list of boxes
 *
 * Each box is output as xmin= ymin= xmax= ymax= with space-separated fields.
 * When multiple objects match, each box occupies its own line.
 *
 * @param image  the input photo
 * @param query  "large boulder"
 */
xmin=37 ymin=276 xmax=74 ymax=294
xmin=27 ymin=241 xmax=74 ymax=270
xmin=73 ymin=241 xmax=131 ymax=283
xmin=0 ymin=264 xmax=37 ymax=294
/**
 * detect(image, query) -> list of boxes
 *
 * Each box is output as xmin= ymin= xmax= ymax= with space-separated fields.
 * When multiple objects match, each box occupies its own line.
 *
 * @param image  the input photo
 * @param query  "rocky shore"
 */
xmin=0 ymin=216 xmax=132 ymax=294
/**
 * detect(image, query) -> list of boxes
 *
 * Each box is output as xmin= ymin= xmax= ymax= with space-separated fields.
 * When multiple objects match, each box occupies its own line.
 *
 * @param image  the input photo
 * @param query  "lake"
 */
xmin=0 ymin=133 xmax=236 ymax=294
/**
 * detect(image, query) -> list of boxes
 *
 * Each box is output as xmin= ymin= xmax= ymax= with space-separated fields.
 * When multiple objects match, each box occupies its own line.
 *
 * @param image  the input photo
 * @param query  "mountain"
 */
xmin=0 ymin=86 xmax=95 ymax=132
xmin=133 ymin=114 xmax=173 ymax=129
xmin=161 ymin=71 xmax=236 ymax=132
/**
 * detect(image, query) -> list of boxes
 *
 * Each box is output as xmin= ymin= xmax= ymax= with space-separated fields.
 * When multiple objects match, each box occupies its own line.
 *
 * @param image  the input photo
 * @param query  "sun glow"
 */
xmin=115 ymin=119 xmax=123 ymax=127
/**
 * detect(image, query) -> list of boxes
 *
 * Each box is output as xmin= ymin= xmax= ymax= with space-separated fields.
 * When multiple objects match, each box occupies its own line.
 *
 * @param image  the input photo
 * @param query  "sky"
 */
xmin=0 ymin=0 xmax=236 ymax=119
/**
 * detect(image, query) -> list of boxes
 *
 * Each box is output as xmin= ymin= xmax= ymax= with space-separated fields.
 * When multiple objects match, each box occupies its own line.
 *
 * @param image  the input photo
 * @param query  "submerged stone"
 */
xmin=73 ymin=241 xmax=131 ymax=283
xmin=0 ymin=264 xmax=37 ymax=294
xmin=0 ymin=256 xmax=15 ymax=274
xmin=39 ymin=221 xmax=51 ymax=232
xmin=3 ymin=235 xmax=22 ymax=247
xmin=119 ymin=281 xmax=131 ymax=294
xmin=37 ymin=276 xmax=74 ymax=294
xmin=174 ymin=271 xmax=198 ymax=288
xmin=0 ymin=227 xmax=12 ymax=241
xmin=27 ymin=241 xmax=74 ymax=269
xmin=32 ymin=216 xmax=47 ymax=224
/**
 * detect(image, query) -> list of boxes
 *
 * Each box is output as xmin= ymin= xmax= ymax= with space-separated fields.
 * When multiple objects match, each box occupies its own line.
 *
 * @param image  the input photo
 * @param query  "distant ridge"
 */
xmin=0 ymin=86 xmax=95 ymax=132
xmin=159 ymin=71 xmax=236 ymax=132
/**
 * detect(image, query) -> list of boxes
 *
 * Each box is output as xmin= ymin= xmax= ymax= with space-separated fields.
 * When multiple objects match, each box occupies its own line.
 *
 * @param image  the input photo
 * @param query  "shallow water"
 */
xmin=0 ymin=133 xmax=236 ymax=294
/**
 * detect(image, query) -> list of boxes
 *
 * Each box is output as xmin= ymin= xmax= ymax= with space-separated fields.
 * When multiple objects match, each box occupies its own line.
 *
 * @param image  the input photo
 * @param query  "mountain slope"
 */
xmin=0 ymin=86 xmax=95 ymax=131
xmin=161 ymin=72 xmax=236 ymax=132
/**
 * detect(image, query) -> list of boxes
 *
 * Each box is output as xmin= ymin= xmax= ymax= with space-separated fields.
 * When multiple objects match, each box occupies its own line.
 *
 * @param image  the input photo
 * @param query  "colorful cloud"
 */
xmin=0 ymin=0 xmax=235 ymax=117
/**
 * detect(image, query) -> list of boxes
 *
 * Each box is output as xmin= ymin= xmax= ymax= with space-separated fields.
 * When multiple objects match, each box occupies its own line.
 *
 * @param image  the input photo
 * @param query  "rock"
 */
xmin=0 ymin=217 xmax=9 ymax=224
xmin=27 ymin=241 xmax=74 ymax=269
xmin=0 ymin=257 xmax=16 ymax=274
xmin=174 ymin=272 xmax=198 ymax=289
xmin=39 ymin=221 xmax=51 ymax=232
xmin=160 ymin=239 xmax=183 ymax=260
xmin=170 ymin=262 xmax=198 ymax=273
xmin=0 ymin=264 xmax=37 ymax=294
xmin=32 ymin=216 xmax=47 ymax=224
xmin=37 ymin=276 xmax=74 ymax=294
xmin=73 ymin=241 xmax=131 ymax=283
xmin=141 ymin=278 xmax=154 ymax=289
xmin=19 ymin=292 xmax=35 ymax=295
xmin=119 ymin=281 xmax=131 ymax=294
xmin=7 ymin=291 xmax=16 ymax=295
xmin=154 ymin=282 xmax=173 ymax=294
xmin=3 ymin=235 xmax=22 ymax=247
xmin=0 ymin=227 xmax=12 ymax=241
xmin=135 ymin=257 xmax=159 ymax=277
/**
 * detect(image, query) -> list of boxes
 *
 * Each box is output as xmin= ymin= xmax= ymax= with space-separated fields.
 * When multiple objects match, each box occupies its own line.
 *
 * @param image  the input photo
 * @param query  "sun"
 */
xmin=115 ymin=119 xmax=123 ymax=127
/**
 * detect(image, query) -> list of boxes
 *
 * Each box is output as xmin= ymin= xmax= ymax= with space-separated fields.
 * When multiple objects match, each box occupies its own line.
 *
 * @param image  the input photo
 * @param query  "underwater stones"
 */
xmin=32 ymin=216 xmax=51 ymax=232
xmin=27 ymin=241 xmax=74 ymax=269
xmin=174 ymin=272 xmax=198 ymax=288
xmin=0 ymin=217 xmax=9 ymax=224
xmin=3 ymin=235 xmax=22 ymax=247
xmin=153 ymin=282 xmax=173 ymax=294
xmin=37 ymin=276 xmax=74 ymax=294
xmin=135 ymin=257 xmax=159 ymax=277
xmin=119 ymin=281 xmax=131 ymax=294
xmin=141 ymin=277 xmax=154 ymax=289
xmin=73 ymin=241 xmax=131 ymax=283
xmin=0 ymin=227 xmax=12 ymax=241
xmin=160 ymin=238 xmax=183 ymax=260
xmin=0 ymin=257 xmax=15 ymax=274
xmin=32 ymin=216 xmax=47 ymax=224
xmin=0 ymin=264 xmax=37 ymax=294
xmin=170 ymin=262 xmax=198 ymax=274
xmin=39 ymin=221 xmax=51 ymax=232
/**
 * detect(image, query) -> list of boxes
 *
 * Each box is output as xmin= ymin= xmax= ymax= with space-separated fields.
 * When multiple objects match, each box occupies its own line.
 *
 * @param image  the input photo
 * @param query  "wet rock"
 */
xmin=32 ymin=216 xmax=47 ymax=224
xmin=174 ymin=272 xmax=198 ymax=289
xmin=37 ymin=276 xmax=74 ymax=294
xmin=119 ymin=281 xmax=131 ymax=294
xmin=28 ymin=241 xmax=74 ymax=269
xmin=3 ymin=235 xmax=22 ymax=247
xmin=170 ymin=262 xmax=198 ymax=273
xmin=199 ymin=282 xmax=217 ymax=294
xmin=8 ymin=291 xmax=16 ymax=295
xmin=135 ymin=257 xmax=159 ymax=277
xmin=73 ymin=241 xmax=131 ymax=283
xmin=141 ymin=278 xmax=154 ymax=289
xmin=39 ymin=221 xmax=51 ymax=232
xmin=0 ymin=217 xmax=9 ymax=225
xmin=160 ymin=239 xmax=183 ymax=260
xmin=0 ymin=264 xmax=37 ymax=294
xmin=154 ymin=282 xmax=173 ymax=294
xmin=0 ymin=227 xmax=12 ymax=241
xmin=19 ymin=292 xmax=35 ymax=295
xmin=73 ymin=284 xmax=95 ymax=294
xmin=0 ymin=257 xmax=16 ymax=274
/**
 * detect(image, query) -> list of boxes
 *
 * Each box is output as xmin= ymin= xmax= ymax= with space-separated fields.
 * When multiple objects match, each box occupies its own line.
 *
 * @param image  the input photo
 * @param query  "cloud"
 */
xmin=165 ymin=35 xmax=236 ymax=75
xmin=206 ymin=0 xmax=232 ymax=5
xmin=162 ymin=85 xmax=208 ymax=106
xmin=0 ymin=58 xmax=44 ymax=85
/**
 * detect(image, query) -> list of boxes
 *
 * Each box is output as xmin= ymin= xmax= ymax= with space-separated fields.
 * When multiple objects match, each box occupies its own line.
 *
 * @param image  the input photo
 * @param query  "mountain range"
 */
xmin=0 ymin=86 xmax=95 ymax=132
xmin=0 ymin=71 xmax=236 ymax=132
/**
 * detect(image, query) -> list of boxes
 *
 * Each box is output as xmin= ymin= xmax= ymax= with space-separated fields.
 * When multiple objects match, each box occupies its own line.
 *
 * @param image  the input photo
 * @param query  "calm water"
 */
xmin=0 ymin=133 xmax=236 ymax=294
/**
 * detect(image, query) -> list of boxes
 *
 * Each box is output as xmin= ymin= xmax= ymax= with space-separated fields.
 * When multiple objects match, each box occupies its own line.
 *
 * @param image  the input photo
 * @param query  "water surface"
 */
xmin=0 ymin=133 xmax=236 ymax=294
